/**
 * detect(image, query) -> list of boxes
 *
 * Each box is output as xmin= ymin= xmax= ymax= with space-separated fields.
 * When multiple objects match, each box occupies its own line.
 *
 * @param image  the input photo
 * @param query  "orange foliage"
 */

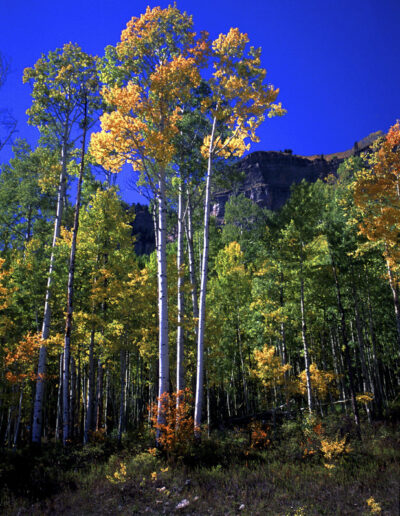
xmin=248 ymin=420 xmax=270 ymax=449
xmin=91 ymin=6 xmax=206 ymax=174
xmin=5 ymin=332 xmax=42 ymax=384
xmin=353 ymin=122 xmax=400 ymax=269
xmin=149 ymin=389 xmax=194 ymax=457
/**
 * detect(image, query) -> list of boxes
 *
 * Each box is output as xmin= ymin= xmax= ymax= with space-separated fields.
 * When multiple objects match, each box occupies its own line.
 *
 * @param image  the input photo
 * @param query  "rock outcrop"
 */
xmin=132 ymin=203 xmax=155 ymax=255
xmin=211 ymin=131 xmax=382 ymax=220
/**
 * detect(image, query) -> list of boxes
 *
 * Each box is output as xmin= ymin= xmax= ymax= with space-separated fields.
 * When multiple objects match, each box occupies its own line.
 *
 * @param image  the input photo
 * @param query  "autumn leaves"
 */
xmin=90 ymin=5 xmax=284 ymax=436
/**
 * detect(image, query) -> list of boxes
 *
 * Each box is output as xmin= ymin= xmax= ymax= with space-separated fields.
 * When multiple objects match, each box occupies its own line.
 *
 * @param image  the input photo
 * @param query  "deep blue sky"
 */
xmin=1 ymin=0 xmax=399 ymax=203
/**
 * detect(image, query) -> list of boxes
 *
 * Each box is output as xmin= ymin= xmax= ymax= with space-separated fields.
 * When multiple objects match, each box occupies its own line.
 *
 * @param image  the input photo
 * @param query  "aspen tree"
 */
xmin=91 ymin=6 xmax=208 ymax=434
xmin=23 ymin=44 xmax=101 ymax=443
xmin=194 ymin=28 xmax=284 ymax=433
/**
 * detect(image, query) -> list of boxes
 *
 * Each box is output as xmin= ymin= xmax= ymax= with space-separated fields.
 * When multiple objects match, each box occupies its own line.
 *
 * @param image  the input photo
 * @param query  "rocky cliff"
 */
xmin=211 ymin=131 xmax=382 ymax=220
xmin=132 ymin=203 xmax=155 ymax=255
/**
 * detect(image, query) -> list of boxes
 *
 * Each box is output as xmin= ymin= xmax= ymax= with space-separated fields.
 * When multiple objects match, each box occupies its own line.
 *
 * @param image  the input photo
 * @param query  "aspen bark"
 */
xmin=194 ymin=116 xmax=216 ymax=434
xmin=84 ymin=329 xmax=95 ymax=444
xmin=385 ymin=257 xmax=400 ymax=349
xmin=32 ymin=132 xmax=68 ymax=444
xmin=185 ymin=190 xmax=199 ymax=330
xmin=63 ymin=101 xmax=88 ymax=445
xmin=118 ymin=349 xmax=126 ymax=443
xmin=156 ymin=168 xmax=169 ymax=434
xmin=13 ymin=384 xmax=24 ymax=447
xmin=55 ymin=352 xmax=63 ymax=441
xmin=331 ymin=256 xmax=360 ymax=434
xmin=176 ymin=184 xmax=185 ymax=399
xmin=300 ymin=259 xmax=313 ymax=413
xmin=96 ymin=359 xmax=104 ymax=431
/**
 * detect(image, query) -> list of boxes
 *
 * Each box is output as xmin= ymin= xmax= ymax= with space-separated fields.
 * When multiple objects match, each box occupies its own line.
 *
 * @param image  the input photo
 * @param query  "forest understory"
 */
xmin=1 ymin=413 xmax=400 ymax=515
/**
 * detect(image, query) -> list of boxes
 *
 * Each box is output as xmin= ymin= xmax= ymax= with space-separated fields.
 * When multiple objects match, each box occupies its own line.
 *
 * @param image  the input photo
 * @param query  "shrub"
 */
xmin=149 ymin=389 xmax=195 ymax=462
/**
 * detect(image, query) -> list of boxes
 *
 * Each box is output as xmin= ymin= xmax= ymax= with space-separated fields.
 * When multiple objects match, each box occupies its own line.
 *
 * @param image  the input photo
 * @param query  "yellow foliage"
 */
xmin=298 ymin=363 xmax=337 ymax=400
xmin=356 ymin=392 xmax=374 ymax=404
xmin=253 ymin=344 xmax=291 ymax=390
xmin=106 ymin=462 xmax=127 ymax=484
xmin=366 ymin=497 xmax=382 ymax=514
xmin=300 ymin=415 xmax=352 ymax=469
xmin=320 ymin=436 xmax=351 ymax=461
xmin=0 ymin=258 xmax=12 ymax=314
xmin=91 ymin=6 xmax=206 ymax=175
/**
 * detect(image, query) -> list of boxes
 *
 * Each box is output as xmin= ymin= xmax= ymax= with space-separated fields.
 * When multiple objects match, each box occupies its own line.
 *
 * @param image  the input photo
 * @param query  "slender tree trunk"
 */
xmin=5 ymin=405 xmax=12 ymax=447
xmin=55 ymin=352 xmax=63 ymax=441
xmin=13 ymin=383 xmax=24 ymax=448
xmin=118 ymin=349 xmax=126 ymax=443
xmin=351 ymin=279 xmax=372 ymax=421
xmin=124 ymin=352 xmax=129 ymax=429
xmin=152 ymin=202 xmax=159 ymax=251
xmin=63 ymin=101 xmax=88 ymax=446
xmin=84 ymin=329 xmax=95 ymax=444
xmin=156 ymin=168 xmax=169 ymax=435
xmin=77 ymin=342 xmax=83 ymax=440
xmin=300 ymin=258 xmax=313 ymax=413
xmin=237 ymin=324 xmax=249 ymax=413
xmin=185 ymin=190 xmax=199 ymax=322
xmin=104 ymin=368 xmax=109 ymax=434
xmin=176 ymin=184 xmax=185 ymax=401
xmin=385 ymin=256 xmax=400 ymax=349
xmin=32 ymin=131 xmax=68 ymax=444
xmin=366 ymin=285 xmax=384 ymax=411
xmin=25 ymin=205 xmax=32 ymax=244
xmin=96 ymin=359 xmax=104 ymax=431
xmin=194 ymin=116 xmax=216 ymax=435
xmin=330 ymin=255 xmax=360 ymax=434
xmin=279 ymin=273 xmax=290 ymax=408
xmin=69 ymin=357 xmax=76 ymax=438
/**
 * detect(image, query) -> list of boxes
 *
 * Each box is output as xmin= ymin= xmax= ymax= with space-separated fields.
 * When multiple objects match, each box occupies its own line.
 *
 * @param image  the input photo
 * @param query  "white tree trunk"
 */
xmin=55 ymin=352 xmax=63 ymax=441
xmin=300 ymin=259 xmax=313 ymax=413
xmin=32 ymin=134 xmax=68 ymax=444
xmin=95 ymin=359 xmax=104 ymax=430
xmin=385 ymin=256 xmax=400 ymax=349
xmin=156 ymin=168 xmax=169 ymax=433
xmin=84 ymin=329 xmax=95 ymax=444
xmin=185 ymin=190 xmax=199 ymax=327
xmin=194 ymin=116 xmax=216 ymax=434
xmin=118 ymin=349 xmax=126 ymax=443
xmin=176 ymin=184 xmax=185 ymax=400
xmin=63 ymin=105 xmax=87 ymax=445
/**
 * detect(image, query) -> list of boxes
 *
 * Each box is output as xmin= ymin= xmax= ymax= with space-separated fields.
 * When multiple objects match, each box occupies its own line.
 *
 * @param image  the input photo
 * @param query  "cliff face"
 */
xmin=211 ymin=131 xmax=382 ymax=220
xmin=132 ymin=203 xmax=155 ymax=255
xmin=211 ymin=151 xmax=337 ymax=219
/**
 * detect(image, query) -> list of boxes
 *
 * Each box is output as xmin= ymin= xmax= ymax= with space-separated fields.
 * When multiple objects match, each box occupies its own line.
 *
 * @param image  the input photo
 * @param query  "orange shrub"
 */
xmin=248 ymin=420 xmax=270 ymax=449
xmin=149 ymin=389 xmax=195 ymax=459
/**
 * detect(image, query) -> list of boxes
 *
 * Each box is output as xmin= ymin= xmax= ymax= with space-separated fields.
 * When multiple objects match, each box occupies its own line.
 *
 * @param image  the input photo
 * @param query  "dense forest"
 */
xmin=0 ymin=5 xmax=399 ymax=515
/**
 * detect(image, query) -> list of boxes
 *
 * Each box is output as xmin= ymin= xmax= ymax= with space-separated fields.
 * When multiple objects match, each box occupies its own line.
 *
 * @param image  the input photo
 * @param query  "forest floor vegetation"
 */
xmin=1 ymin=415 xmax=399 ymax=515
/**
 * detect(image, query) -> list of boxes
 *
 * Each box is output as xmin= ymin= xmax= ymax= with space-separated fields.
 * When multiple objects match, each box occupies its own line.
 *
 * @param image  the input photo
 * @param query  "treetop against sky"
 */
xmin=0 ymin=0 xmax=399 ymax=202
